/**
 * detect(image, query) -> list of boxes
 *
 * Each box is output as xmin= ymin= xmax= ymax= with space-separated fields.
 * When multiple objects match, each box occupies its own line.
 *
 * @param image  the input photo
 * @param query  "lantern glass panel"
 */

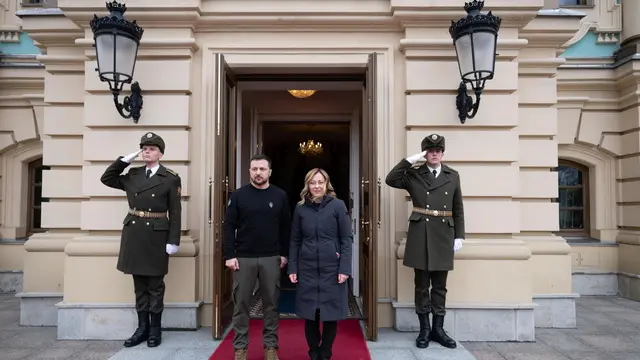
xmin=95 ymin=33 xmax=138 ymax=83
xmin=454 ymin=31 xmax=497 ymax=82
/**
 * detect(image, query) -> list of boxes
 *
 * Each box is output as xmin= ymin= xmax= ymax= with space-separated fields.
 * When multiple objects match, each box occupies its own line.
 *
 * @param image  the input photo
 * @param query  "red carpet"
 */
xmin=210 ymin=319 xmax=371 ymax=360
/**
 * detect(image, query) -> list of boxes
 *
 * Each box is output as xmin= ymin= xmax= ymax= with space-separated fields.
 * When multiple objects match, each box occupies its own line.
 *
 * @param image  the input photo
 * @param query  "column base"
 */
xmin=572 ymin=267 xmax=619 ymax=295
xmin=16 ymin=292 xmax=62 ymax=326
xmin=56 ymin=301 xmax=204 ymax=340
xmin=532 ymin=293 xmax=579 ymax=328
xmin=391 ymin=301 xmax=536 ymax=342
xmin=0 ymin=270 xmax=22 ymax=293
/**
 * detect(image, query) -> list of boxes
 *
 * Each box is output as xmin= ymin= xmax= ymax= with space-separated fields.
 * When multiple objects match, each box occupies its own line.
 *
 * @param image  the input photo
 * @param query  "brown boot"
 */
xmin=234 ymin=348 xmax=248 ymax=360
xmin=264 ymin=347 xmax=279 ymax=360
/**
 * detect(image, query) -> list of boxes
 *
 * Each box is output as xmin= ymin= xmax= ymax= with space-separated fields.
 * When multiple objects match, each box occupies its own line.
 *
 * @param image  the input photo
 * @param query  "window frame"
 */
xmin=558 ymin=0 xmax=594 ymax=7
xmin=26 ymin=157 xmax=47 ymax=235
xmin=555 ymin=160 xmax=590 ymax=236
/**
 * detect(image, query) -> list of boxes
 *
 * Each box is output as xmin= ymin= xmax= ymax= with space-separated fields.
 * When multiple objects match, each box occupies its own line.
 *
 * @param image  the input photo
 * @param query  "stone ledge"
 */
xmin=15 ymin=292 xmax=62 ymax=326
xmin=618 ymin=272 xmax=640 ymax=301
xmin=391 ymin=301 xmax=536 ymax=342
xmin=533 ymin=293 xmax=579 ymax=328
xmin=572 ymin=269 xmax=619 ymax=296
xmin=0 ymin=270 xmax=23 ymax=293
xmin=56 ymin=301 xmax=204 ymax=340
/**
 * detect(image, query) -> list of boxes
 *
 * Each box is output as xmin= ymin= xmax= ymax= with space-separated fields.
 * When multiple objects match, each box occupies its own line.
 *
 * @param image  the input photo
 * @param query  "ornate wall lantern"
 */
xmin=449 ymin=1 xmax=501 ymax=124
xmin=90 ymin=1 xmax=145 ymax=123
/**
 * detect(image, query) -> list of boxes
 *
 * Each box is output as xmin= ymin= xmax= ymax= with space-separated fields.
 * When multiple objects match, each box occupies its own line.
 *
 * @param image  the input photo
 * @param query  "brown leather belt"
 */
xmin=412 ymin=207 xmax=452 ymax=217
xmin=128 ymin=209 xmax=167 ymax=219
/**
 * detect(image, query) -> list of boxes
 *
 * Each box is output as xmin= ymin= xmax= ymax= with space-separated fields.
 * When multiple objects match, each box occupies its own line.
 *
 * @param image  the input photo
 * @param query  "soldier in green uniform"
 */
xmin=100 ymin=132 xmax=182 ymax=348
xmin=385 ymin=134 xmax=465 ymax=349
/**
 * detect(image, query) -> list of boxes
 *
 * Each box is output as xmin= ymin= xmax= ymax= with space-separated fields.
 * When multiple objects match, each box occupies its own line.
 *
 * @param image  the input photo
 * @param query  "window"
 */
xmin=26 ymin=158 xmax=48 ymax=234
xmin=21 ymin=0 xmax=43 ymax=5
xmin=558 ymin=0 xmax=591 ymax=6
xmin=555 ymin=160 xmax=589 ymax=235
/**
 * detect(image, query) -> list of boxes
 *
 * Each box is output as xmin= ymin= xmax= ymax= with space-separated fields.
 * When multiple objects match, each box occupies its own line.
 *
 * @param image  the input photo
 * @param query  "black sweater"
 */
xmin=223 ymin=184 xmax=292 ymax=260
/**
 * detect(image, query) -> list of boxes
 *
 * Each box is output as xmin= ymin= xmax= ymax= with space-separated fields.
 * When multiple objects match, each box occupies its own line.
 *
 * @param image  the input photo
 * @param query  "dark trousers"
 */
xmin=414 ymin=269 xmax=448 ymax=316
xmin=133 ymin=275 xmax=166 ymax=314
xmin=232 ymin=256 xmax=281 ymax=350
xmin=305 ymin=309 xmax=338 ymax=355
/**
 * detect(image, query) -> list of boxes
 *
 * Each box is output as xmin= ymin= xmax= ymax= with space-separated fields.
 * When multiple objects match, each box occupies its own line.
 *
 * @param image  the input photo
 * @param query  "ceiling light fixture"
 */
xmin=288 ymin=90 xmax=317 ymax=98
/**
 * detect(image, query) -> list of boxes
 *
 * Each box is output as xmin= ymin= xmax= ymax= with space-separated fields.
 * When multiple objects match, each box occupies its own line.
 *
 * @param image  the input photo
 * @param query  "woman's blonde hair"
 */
xmin=298 ymin=168 xmax=337 ymax=205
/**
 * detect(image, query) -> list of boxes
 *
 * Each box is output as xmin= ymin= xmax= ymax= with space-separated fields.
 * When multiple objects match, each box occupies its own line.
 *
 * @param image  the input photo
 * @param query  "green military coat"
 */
xmin=385 ymin=159 xmax=465 ymax=271
xmin=101 ymin=158 xmax=182 ymax=276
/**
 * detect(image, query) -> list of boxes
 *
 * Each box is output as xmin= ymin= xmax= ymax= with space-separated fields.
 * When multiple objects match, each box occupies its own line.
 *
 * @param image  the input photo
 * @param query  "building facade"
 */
xmin=0 ymin=0 xmax=638 ymax=342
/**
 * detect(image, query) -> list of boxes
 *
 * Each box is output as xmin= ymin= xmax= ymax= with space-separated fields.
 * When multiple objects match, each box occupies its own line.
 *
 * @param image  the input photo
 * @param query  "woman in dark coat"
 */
xmin=288 ymin=168 xmax=353 ymax=360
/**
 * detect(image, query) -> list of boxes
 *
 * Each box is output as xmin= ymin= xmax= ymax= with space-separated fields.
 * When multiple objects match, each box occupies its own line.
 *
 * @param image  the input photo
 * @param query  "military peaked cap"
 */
xmin=139 ymin=132 xmax=165 ymax=154
xmin=421 ymin=133 xmax=445 ymax=152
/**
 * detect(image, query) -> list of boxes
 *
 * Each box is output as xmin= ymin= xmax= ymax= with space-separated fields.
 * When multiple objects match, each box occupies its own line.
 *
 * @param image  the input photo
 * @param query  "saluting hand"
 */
xmin=122 ymin=149 xmax=142 ymax=163
xmin=338 ymin=274 xmax=349 ymax=284
xmin=406 ymin=151 xmax=427 ymax=165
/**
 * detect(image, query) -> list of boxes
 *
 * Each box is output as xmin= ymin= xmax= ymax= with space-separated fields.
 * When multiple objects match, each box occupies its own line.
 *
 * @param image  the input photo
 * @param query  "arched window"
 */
xmin=27 ymin=157 xmax=48 ymax=235
xmin=555 ymin=160 xmax=589 ymax=235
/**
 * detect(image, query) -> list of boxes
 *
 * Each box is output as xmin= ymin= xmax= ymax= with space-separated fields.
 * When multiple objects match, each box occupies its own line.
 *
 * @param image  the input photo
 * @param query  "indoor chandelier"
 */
xmin=288 ymin=90 xmax=316 ymax=98
xmin=299 ymin=139 xmax=323 ymax=156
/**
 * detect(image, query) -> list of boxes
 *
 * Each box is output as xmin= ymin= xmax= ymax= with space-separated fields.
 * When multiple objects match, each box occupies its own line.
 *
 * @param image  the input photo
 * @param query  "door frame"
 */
xmin=202 ymin=50 xmax=394 ymax=341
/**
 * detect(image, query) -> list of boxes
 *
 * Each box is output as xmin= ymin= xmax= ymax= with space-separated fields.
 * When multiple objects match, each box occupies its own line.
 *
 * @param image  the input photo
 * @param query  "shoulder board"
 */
xmin=166 ymin=168 xmax=179 ymax=176
xmin=129 ymin=166 xmax=144 ymax=174
xmin=445 ymin=165 xmax=458 ymax=173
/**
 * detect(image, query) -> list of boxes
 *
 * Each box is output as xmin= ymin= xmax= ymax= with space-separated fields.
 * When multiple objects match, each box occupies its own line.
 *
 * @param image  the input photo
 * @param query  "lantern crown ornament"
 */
xmin=90 ymin=1 xmax=145 ymax=123
xmin=449 ymin=1 xmax=501 ymax=124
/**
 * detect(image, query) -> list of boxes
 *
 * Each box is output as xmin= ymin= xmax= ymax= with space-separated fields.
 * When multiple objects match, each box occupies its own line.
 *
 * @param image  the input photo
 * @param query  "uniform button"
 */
xmin=152 ymin=194 xmax=155 ymax=197
xmin=445 ymin=192 xmax=448 ymax=195
xmin=133 ymin=207 xmax=136 ymax=210
xmin=135 ymin=193 xmax=138 ymax=196
xmin=146 ymin=222 xmax=150 ymax=226
xmin=427 ymin=192 xmax=430 ymax=195
xmin=426 ymin=218 xmax=429 ymax=222
xmin=132 ymin=221 xmax=136 ymax=224
xmin=426 ymin=205 xmax=430 ymax=208
xmin=444 ymin=205 xmax=447 ymax=208
xmin=442 ymin=219 xmax=445 ymax=222
xmin=148 ymin=208 xmax=152 ymax=211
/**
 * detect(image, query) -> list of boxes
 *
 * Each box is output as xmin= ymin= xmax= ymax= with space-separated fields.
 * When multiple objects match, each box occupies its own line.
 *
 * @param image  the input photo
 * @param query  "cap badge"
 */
xmin=146 ymin=133 xmax=153 ymax=138
xmin=431 ymin=134 xmax=438 ymax=140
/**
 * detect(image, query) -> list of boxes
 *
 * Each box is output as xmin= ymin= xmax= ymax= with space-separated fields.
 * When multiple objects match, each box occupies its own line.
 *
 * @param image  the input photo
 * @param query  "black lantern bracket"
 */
xmin=90 ymin=1 xmax=145 ymax=123
xmin=449 ymin=0 xmax=501 ymax=124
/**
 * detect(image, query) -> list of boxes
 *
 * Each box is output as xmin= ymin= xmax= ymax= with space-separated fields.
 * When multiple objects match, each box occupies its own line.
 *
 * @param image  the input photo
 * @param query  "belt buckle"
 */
xmin=433 ymin=210 xmax=439 ymax=216
xmin=138 ymin=211 xmax=145 ymax=217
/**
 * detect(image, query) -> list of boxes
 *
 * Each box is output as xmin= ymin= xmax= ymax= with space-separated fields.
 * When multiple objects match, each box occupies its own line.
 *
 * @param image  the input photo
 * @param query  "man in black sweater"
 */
xmin=224 ymin=154 xmax=291 ymax=360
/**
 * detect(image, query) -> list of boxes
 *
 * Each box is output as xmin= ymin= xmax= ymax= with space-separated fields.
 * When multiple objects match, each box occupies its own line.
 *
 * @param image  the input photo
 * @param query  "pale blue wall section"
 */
xmin=0 ymin=32 xmax=41 ymax=55
xmin=560 ymin=31 xmax=619 ymax=58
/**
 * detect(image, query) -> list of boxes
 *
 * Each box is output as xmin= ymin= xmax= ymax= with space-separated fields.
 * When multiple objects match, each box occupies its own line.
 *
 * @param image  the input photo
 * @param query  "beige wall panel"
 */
xmin=519 ymin=107 xmax=557 ymax=136
xmin=520 ymin=202 xmax=558 ymax=231
xmin=391 ymin=0 xmax=543 ymax=7
xmin=84 ymin=95 xmax=190 ymax=127
xmin=556 ymin=108 xmax=581 ymax=145
xmin=45 ymin=74 xmax=85 ymax=104
xmin=0 ymin=108 xmax=38 ymax=142
xmin=619 ymin=107 xmax=640 ymax=131
xmin=43 ymin=138 xmax=83 ymax=166
xmin=405 ymin=61 xmax=518 ymax=92
xmin=41 ymin=202 xmax=82 ymax=228
xmin=80 ymin=200 xmax=188 ymax=231
xmin=620 ymin=181 xmax=640 ymax=203
xmin=619 ymin=157 xmax=640 ymax=179
xmin=82 ymin=164 xmax=190 ymax=197
xmin=83 ymin=130 xmax=189 ymax=162
xmin=406 ymin=130 xmax=518 ymax=162
xmin=406 ymin=94 xmax=518 ymax=127
xmin=620 ymin=205 xmax=640 ymax=227
xmin=519 ymin=139 xmax=557 ymax=167
xmin=620 ymin=131 xmax=640 ymax=156
xmin=518 ymin=78 xmax=556 ymax=105
xmin=85 ymin=61 xmax=191 ymax=93
xmin=0 ymin=134 xmax=14 ymax=152
xmin=43 ymin=106 xmax=85 ymax=136
xmin=407 ymin=200 xmax=520 ymax=234
xmin=62 ymin=0 xmax=200 ymax=7
xmin=0 ymin=244 xmax=26 ymax=270
xmin=42 ymin=169 xmax=83 ymax=198
xmin=454 ymin=164 xmax=519 ymax=197
xmin=519 ymin=170 xmax=557 ymax=198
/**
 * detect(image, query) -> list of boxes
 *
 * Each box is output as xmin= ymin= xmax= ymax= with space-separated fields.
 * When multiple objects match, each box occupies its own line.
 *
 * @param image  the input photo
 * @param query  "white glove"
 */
xmin=166 ymin=244 xmax=179 ymax=255
xmin=406 ymin=151 xmax=427 ymax=165
xmin=121 ymin=149 xmax=142 ymax=163
xmin=454 ymin=238 xmax=464 ymax=252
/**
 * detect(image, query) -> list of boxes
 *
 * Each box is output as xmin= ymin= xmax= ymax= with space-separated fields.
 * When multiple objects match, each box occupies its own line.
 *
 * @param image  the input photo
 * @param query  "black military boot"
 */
xmin=123 ymin=312 xmax=150 ymax=347
xmin=415 ymin=313 xmax=430 ymax=349
xmin=308 ymin=346 xmax=320 ymax=360
xmin=430 ymin=314 xmax=456 ymax=348
xmin=147 ymin=312 xmax=162 ymax=347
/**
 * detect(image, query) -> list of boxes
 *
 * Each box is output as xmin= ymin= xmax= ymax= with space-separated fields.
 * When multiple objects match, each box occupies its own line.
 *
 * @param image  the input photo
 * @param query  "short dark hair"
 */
xmin=250 ymin=154 xmax=272 ymax=168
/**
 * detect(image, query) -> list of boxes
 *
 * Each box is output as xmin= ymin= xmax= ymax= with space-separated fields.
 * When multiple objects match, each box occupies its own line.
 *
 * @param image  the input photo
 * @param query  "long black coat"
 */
xmin=100 ymin=158 xmax=182 ymax=276
xmin=385 ymin=159 xmax=465 ymax=271
xmin=288 ymin=196 xmax=353 ymax=322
